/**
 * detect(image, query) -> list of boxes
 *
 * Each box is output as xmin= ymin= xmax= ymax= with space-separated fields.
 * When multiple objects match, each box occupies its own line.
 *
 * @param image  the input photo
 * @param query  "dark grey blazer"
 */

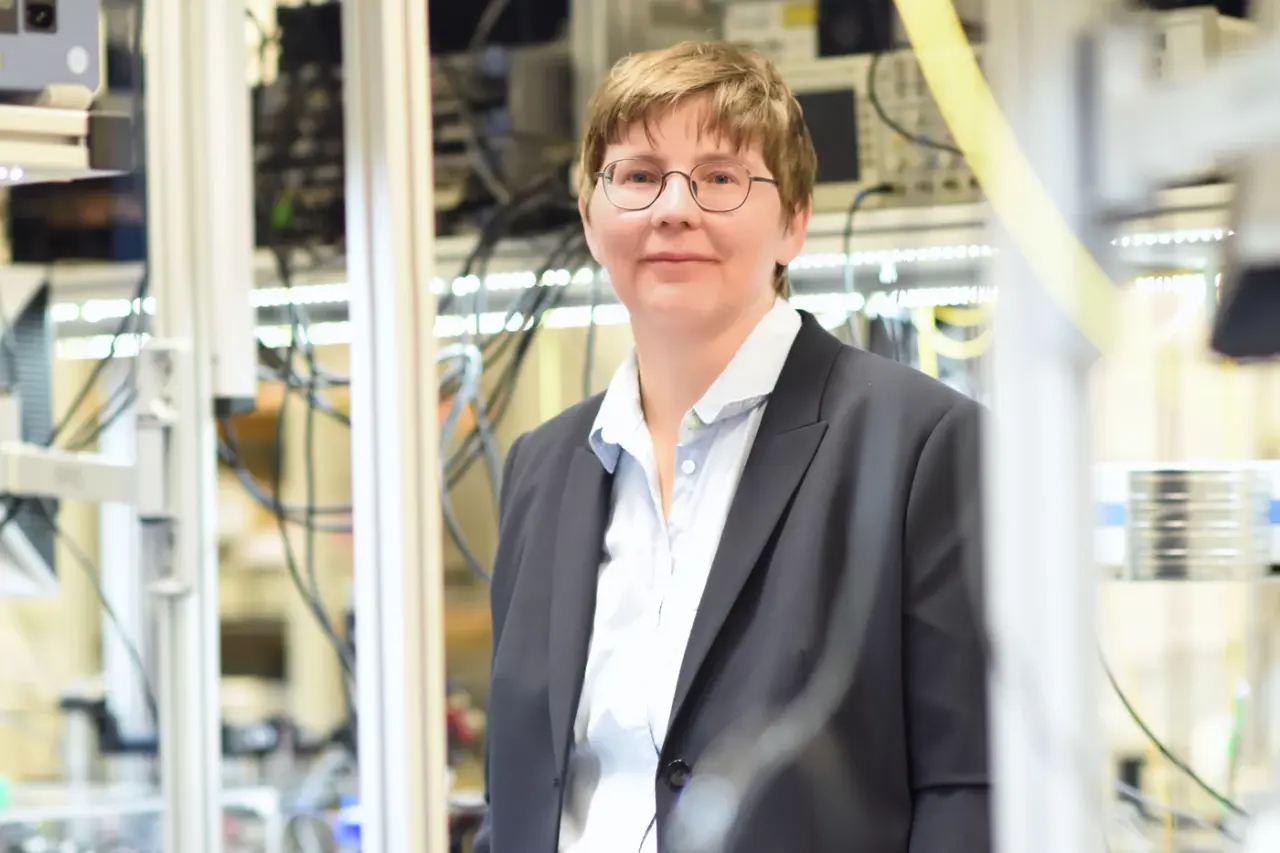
xmin=475 ymin=312 xmax=991 ymax=853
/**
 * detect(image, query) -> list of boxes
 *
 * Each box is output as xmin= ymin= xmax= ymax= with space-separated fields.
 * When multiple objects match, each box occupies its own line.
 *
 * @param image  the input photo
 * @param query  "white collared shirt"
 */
xmin=558 ymin=300 xmax=802 ymax=853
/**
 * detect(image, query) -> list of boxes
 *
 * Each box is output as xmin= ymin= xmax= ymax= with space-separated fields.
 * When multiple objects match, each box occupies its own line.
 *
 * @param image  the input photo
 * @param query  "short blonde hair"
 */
xmin=578 ymin=41 xmax=817 ymax=295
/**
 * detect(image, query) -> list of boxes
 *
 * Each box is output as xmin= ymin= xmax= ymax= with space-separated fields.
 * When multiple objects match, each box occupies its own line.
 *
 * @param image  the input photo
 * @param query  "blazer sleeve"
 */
xmin=472 ymin=433 xmax=526 ymax=853
xmin=902 ymin=399 xmax=992 ymax=852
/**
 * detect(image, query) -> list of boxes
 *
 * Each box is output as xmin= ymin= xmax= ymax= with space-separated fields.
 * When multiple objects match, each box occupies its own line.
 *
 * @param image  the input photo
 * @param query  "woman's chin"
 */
xmin=632 ymin=286 xmax=719 ymax=327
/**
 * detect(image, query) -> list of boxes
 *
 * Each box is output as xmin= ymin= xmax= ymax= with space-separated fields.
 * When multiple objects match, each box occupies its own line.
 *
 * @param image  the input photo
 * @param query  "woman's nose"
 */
xmin=649 ymin=173 xmax=702 ymax=226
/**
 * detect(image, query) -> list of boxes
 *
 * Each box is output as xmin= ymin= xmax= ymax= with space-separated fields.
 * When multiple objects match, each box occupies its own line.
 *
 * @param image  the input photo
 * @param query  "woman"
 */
xmin=476 ymin=41 xmax=990 ymax=853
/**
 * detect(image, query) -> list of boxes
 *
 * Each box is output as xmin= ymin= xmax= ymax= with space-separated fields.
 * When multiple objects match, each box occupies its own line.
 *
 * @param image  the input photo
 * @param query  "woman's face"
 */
xmin=581 ymin=101 xmax=810 ymax=337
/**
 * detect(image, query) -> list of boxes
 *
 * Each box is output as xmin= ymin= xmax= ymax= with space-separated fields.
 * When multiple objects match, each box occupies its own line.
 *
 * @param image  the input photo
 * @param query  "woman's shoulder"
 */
xmin=503 ymin=393 xmax=606 ymax=495
xmin=822 ymin=345 xmax=981 ymax=436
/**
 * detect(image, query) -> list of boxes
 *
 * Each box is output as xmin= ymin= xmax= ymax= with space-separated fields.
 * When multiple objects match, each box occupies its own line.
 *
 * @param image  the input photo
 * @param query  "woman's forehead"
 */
xmin=606 ymin=101 xmax=767 ymax=165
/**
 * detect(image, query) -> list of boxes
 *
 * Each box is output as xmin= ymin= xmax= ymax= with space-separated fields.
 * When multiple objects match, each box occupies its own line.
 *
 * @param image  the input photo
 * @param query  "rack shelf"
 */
xmin=0 ymin=104 xmax=132 ymax=185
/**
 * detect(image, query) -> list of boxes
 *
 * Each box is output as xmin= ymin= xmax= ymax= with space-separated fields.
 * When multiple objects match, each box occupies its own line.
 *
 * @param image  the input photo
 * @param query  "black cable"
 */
xmin=301 ymin=315 xmax=325 ymax=655
xmin=1102 ymin=654 xmax=1246 ymax=818
xmin=438 ymin=346 xmax=495 ymax=582
xmin=444 ymin=228 xmax=585 ymax=487
xmin=37 ymin=504 xmax=159 ymax=727
xmin=439 ymin=168 xmax=575 ymax=318
xmin=840 ymin=183 xmax=896 ymax=346
xmin=268 ymin=259 xmax=356 ymax=698
xmin=271 ymin=336 xmax=356 ymax=688
xmin=295 ymin=301 xmax=357 ymax=721
xmin=217 ymin=421 xmax=351 ymax=528
xmin=444 ymin=283 xmax=562 ymax=486
xmin=866 ymin=52 xmax=963 ymax=157
xmin=260 ymin=343 xmax=351 ymax=389
xmin=258 ymin=344 xmax=351 ymax=427
xmin=227 ymin=142 xmax=572 ymax=595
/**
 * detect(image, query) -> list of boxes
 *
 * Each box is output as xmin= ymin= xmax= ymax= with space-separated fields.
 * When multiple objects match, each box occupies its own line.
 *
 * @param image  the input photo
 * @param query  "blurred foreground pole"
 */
xmin=983 ymin=0 xmax=1110 ymax=851
xmin=343 ymin=0 xmax=449 ymax=850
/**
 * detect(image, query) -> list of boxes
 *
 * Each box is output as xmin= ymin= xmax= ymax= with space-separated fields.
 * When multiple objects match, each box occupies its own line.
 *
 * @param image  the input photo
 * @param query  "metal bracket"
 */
xmin=135 ymin=341 xmax=186 ymax=523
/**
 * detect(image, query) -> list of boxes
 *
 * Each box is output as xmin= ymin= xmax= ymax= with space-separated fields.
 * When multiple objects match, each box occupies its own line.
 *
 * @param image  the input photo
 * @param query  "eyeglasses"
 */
xmin=596 ymin=158 xmax=779 ymax=213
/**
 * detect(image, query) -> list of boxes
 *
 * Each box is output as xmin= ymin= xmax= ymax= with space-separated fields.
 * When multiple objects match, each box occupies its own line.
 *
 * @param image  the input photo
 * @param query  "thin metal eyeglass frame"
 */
xmin=595 ymin=160 xmax=779 ymax=212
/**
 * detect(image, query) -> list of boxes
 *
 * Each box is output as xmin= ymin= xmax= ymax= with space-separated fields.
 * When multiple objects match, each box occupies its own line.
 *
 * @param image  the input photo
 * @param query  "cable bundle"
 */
xmin=212 ymin=162 xmax=588 ymax=717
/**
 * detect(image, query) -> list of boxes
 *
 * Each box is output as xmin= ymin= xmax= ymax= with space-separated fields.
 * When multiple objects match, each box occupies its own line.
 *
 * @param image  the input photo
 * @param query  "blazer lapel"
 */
xmin=667 ymin=313 xmax=842 ymax=735
xmin=547 ymin=446 xmax=612 ymax=775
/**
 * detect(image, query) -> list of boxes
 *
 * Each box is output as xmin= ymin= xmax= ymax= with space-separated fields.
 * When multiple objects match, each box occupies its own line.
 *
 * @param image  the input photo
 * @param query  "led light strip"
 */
xmin=1114 ymin=227 xmax=1231 ymax=248
xmin=1132 ymin=272 xmax=1218 ymax=293
xmin=44 ymin=228 xmax=1225 ymax=327
xmin=54 ymin=293 xmax=860 ymax=361
xmin=51 ymin=271 xmax=1205 ymax=362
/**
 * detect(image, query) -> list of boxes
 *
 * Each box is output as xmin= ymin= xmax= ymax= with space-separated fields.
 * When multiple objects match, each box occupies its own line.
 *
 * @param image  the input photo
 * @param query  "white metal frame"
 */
xmin=981 ymin=0 xmax=1280 ymax=850
xmin=980 ymin=0 xmax=1107 ymax=850
xmin=342 ymin=1 xmax=449 ymax=851
xmin=142 ymin=0 xmax=258 ymax=848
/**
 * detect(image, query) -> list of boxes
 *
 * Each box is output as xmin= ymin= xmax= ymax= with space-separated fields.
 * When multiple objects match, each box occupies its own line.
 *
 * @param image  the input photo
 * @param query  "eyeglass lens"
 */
xmin=603 ymin=159 xmax=753 ymax=211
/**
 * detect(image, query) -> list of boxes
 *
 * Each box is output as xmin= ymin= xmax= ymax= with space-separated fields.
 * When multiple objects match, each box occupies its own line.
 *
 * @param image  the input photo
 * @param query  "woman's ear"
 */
xmin=580 ymin=193 xmax=603 ymax=265
xmin=778 ymin=202 xmax=812 ymax=267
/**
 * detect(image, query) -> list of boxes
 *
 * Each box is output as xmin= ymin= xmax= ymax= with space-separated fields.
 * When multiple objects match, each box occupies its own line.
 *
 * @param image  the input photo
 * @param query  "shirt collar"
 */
xmin=589 ymin=299 xmax=802 ymax=473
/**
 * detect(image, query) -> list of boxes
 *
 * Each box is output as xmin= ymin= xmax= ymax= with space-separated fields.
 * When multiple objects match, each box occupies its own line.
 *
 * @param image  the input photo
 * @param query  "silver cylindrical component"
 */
xmin=1125 ymin=467 xmax=1271 ymax=581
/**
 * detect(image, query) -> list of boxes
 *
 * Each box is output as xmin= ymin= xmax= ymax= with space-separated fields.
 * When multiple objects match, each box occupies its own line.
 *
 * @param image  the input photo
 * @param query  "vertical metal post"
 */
xmin=144 ymin=0 xmax=256 ymax=848
xmin=97 ymin=362 xmax=152 ymax=785
xmin=342 ymin=1 xmax=448 ymax=851
xmin=983 ymin=0 xmax=1108 ymax=851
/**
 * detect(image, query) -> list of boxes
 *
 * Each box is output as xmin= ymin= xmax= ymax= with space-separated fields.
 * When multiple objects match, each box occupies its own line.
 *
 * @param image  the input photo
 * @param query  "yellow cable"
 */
xmin=892 ymin=0 xmax=1119 ymax=351
xmin=935 ymin=305 xmax=988 ymax=327
xmin=913 ymin=308 xmax=940 ymax=378
xmin=917 ymin=308 xmax=993 ymax=361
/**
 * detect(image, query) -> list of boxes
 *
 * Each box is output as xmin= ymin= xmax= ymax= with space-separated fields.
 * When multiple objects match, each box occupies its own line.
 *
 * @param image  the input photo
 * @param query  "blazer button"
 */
xmin=664 ymin=759 xmax=692 ymax=790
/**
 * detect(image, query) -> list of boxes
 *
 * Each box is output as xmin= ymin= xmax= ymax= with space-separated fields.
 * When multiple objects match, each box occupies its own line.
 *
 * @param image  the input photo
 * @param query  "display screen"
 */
xmin=795 ymin=88 xmax=861 ymax=185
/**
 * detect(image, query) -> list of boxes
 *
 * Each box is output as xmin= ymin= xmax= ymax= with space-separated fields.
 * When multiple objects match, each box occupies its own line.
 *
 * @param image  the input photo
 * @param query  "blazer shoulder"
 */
xmin=504 ymin=393 xmax=604 ymax=487
xmin=826 ymin=346 xmax=979 ymax=434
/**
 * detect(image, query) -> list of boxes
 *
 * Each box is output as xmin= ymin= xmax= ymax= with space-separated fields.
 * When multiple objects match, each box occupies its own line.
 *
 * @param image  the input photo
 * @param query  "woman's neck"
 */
xmin=632 ymin=299 xmax=773 ymax=436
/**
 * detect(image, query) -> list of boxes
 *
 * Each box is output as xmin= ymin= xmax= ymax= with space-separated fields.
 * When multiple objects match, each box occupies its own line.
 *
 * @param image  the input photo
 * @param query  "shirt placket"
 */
xmin=645 ymin=413 xmax=708 ymax=751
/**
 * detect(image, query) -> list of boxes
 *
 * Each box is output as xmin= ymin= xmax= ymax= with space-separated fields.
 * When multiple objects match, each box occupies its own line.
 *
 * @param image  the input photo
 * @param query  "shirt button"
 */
xmin=663 ymin=759 xmax=692 ymax=790
xmin=680 ymin=459 xmax=697 ymax=475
